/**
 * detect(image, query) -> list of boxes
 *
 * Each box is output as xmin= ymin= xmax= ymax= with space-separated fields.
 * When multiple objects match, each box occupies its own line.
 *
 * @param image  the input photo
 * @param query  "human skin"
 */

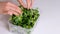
xmin=0 ymin=0 xmax=33 ymax=15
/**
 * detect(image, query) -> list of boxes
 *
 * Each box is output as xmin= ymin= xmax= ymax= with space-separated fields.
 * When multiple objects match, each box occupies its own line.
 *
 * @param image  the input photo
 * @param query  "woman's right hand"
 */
xmin=18 ymin=0 xmax=34 ymax=9
xmin=0 ymin=2 xmax=22 ymax=16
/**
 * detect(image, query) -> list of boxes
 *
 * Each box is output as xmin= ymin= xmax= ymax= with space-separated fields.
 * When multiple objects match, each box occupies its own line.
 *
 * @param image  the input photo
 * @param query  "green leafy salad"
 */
xmin=9 ymin=6 xmax=40 ymax=29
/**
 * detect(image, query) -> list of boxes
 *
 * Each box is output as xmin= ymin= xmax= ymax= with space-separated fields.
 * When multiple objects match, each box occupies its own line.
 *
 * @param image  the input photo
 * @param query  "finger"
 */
xmin=9 ymin=6 xmax=22 ymax=14
xmin=30 ymin=0 xmax=34 ymax=9
xmin=13 ymin=11 xmax=19 ymax=16
xmin=26 ymin=0 xmax=31 ymax=9
xmin=26 ymin=0 xmax=34 ymax=9
xmin=6 ymin=2 xmax=22 ymax=14
xmin=17 ymin=0 xmax=27 ymax=8
xmin=7 ymin=2 xmax=18 ymax=9
xmin=5 ymin=5 xmax=22 ymax=14
xmin=8 ymin=10 xmax=19 ymax=16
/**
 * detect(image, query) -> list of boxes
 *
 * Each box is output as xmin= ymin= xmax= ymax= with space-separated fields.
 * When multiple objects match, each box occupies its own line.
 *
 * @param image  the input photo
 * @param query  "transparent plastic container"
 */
xmin=8 ymin=6 xmax=40 ymax=34
xmin=8 ymin=20 xmax=38 ymax=34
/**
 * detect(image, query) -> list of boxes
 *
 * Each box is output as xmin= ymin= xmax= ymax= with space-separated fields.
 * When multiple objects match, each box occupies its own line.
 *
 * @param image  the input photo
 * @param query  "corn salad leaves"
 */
xmin=9 ymin=6 xmax=40 ymax=29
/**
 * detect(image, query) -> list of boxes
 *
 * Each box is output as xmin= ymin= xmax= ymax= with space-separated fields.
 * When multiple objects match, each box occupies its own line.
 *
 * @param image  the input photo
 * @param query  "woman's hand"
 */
xmin=0 ymin=2 xmax=22 ymax=16
xmin=26 ymin=0 xmax=34 ymax=9
xmin=18 ymin=0 xmax=34 ymax=9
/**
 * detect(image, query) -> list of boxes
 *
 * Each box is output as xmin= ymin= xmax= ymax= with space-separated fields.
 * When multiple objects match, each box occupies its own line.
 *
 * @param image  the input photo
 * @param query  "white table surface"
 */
xmin=0 ymin=0 xmax=60 ymax=34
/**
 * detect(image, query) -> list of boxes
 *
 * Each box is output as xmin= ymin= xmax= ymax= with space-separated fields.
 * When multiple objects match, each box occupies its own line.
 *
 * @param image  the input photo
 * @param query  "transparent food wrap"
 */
xmin=8 ymin=6 xmax=40 ymax=34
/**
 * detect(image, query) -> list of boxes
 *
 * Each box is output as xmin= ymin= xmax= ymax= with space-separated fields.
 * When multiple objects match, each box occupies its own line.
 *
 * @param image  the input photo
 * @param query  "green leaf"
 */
xmin=9 ymin=5 xmax=40 ymax=29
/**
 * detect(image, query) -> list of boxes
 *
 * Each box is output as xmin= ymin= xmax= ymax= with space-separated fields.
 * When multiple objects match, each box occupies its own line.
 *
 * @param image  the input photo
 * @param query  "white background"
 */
xmin=0 ymin=0 xmax=60 ymax=34
xmin=32 ymin=0 xmax=60 ymax=34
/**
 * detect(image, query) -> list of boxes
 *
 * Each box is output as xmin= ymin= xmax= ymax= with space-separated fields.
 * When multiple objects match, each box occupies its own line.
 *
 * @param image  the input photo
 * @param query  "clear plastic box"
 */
xmin=8 ymin=21 xmax=38 ymax=34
